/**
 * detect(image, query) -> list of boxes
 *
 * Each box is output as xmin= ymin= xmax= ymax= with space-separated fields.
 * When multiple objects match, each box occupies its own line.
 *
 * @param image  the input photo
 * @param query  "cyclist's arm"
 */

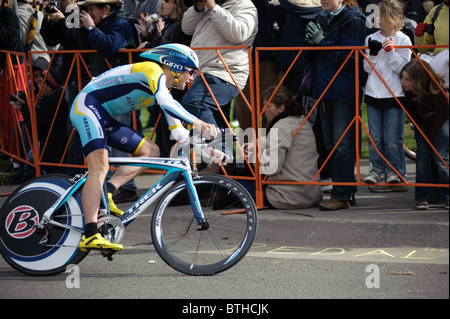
xmin=133 ymin=62 xmax=217 ymax=140
xmin=157 ymin=89 xmax=197 ymax=124
xmin=155 ymin=84 xmax=217 ymax=140
xmin=164 ymin=113 xmax=190 ymax=143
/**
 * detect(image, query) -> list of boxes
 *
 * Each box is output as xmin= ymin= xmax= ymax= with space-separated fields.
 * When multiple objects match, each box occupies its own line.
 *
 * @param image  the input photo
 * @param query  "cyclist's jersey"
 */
xmin=70 ymin=62 xmax=196 ymax=156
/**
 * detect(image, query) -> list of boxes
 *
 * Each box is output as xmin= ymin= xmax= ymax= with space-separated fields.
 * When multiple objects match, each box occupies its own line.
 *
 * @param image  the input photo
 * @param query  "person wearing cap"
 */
xmin=78 ymin=0 xmax=138 ymax=75
xmin=70 ymin=43 xmax=223 ymax=252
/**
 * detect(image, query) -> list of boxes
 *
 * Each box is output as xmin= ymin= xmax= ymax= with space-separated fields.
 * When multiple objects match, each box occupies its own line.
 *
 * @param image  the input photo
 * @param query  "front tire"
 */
xmin=151 ymin=174 xmax=257 ymax=276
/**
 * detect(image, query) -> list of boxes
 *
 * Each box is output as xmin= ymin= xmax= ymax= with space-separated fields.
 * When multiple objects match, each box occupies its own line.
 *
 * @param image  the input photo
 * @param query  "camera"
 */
xmin=145 ymin=13 xmax=159 ymax=24
xmin=10 ymin=91 xmax=26 ymax=103
xmin=79 ymin=4 xmax=88 ymax=13
xmin=44 ymin=1 xmax=62 ymax=14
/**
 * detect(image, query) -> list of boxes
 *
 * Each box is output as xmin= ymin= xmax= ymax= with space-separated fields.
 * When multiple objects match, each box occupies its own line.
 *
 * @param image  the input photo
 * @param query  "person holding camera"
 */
xmin=124 ymin=0 xmax=161 ymax=19
xmin=180 ymin=0 xmax=258 ymax=131
xmin=78 ymin=0 xmax=138 ymax=76
xmin=138 ymin=0 xmax=190 ymax=50
xmin=302 ymin=0 xmax=367 ymax=211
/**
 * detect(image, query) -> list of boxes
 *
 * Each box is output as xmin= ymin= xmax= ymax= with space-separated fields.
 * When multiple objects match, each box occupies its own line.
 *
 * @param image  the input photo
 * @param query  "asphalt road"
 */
xmin=0 ymin=159 xmax=448 ymax=303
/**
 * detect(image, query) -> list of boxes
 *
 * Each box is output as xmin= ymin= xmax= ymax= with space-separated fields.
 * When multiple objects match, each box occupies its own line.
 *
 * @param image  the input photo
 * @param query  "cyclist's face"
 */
xmin=176 ymin=69 xmax=194 ymax=90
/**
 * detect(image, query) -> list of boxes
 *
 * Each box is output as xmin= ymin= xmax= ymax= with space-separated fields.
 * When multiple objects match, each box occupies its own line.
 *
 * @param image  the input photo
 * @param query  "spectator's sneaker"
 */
xmin=364 ymin=171 xmax=381 ymax=184
xmin=445 ymin=201 xmax=449 ymax=210
xmin=108 ymin=192 xmax=124 ymax=217
xmin=112 ymin=187 xmax=139 ymax=203
xmin=386 ymin=172 xmax=401 ymax=183
xmin=415 ymin=201 xmax=428 ymax=210
xmin=79 ymin=233 xmax=123 ymax=252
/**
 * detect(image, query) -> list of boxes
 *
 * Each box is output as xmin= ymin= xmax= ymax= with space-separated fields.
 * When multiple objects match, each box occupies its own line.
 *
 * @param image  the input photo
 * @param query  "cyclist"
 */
xmin=70 ymin=43 xmax=220 ymax=252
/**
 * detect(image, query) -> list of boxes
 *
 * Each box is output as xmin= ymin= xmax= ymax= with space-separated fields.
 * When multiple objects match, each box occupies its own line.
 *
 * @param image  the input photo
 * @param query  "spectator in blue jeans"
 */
xmin=401 ymin=58 xmax=449 ymax=210
xmin=303 ymin=0 xmax=366 ymax=210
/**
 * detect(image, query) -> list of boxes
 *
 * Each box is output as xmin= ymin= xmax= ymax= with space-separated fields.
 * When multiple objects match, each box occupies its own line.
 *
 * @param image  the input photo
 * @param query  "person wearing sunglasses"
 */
xmin=139 ymin=0 xmax=191 ymax=50
xmin=70 ymin=43 xmax=223 ymax=252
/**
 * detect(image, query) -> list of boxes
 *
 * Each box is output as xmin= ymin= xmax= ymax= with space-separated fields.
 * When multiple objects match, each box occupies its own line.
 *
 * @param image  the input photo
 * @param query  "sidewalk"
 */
xmin=1 ymin=159 xmax=448 ymax=248
xmin=133 ymin=159 xmax=449 ymax=248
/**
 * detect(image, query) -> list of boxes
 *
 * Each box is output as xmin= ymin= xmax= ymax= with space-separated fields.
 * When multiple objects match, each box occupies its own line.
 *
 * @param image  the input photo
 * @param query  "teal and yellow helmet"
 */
xmin=140 ymin=43 xmax=199 ymax=74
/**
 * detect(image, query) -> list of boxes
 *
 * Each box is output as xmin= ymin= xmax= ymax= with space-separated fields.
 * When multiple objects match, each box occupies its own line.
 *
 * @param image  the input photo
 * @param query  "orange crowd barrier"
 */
xmin=1 ymin=44 xmax=448 ymax=209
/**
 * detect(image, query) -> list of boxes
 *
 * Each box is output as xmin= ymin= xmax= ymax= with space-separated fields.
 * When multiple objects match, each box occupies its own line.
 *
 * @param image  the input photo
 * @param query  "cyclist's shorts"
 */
xmin=70 ymin=92 xmax=146 ymax=157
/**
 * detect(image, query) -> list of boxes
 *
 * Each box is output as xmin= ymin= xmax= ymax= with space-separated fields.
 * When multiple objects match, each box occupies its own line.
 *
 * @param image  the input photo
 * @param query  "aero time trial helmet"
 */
xmin=139 ymin=43 xmax=199 ymax=74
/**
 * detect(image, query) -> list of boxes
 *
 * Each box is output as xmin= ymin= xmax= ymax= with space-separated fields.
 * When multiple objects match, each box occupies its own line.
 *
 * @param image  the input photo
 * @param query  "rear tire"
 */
xmin=0 ymin=175 xmax=87 ymax=276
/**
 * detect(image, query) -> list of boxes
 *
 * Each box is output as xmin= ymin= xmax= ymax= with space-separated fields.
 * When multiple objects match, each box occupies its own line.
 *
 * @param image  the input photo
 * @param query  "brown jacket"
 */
xmin=403 ymin=90 xmax=449 ymax=141
xmin=261 ymin=116 xmax=323 ymax=209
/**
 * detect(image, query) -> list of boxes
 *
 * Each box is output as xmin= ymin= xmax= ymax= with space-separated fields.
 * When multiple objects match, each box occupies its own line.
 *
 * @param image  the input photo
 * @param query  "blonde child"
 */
xmin=363 ymin=0 xmax=412 ymax=185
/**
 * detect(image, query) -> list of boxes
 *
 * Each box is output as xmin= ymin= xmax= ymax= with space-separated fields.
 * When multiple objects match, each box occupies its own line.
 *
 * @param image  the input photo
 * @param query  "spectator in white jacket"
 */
xmin=181 ymin=0 xmax=258 ymax=130
xmin=362 ymin=0 xmax=411 ymax=185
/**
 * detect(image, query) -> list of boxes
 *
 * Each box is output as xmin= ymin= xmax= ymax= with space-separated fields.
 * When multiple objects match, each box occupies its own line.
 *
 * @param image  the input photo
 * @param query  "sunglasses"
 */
xmin=185 ymin=67 xmax=195 ymax=76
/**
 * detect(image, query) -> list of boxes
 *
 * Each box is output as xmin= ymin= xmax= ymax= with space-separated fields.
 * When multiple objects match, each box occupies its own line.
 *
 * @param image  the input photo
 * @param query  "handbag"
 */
xmin=299 ymin=64 xmax=313 ymax=96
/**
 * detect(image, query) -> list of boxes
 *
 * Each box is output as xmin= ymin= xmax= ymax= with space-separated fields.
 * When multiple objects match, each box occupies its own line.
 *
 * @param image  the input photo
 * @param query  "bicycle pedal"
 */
xmin=100 ymin=249 xmax=116 ymax=261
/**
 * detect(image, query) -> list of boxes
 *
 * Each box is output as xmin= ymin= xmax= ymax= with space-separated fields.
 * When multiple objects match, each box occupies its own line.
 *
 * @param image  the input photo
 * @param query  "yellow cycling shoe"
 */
xmin=108 ymin=192 xmax=124 ymax=217
xmin=79 ymin=233 xmax=123 ymax=252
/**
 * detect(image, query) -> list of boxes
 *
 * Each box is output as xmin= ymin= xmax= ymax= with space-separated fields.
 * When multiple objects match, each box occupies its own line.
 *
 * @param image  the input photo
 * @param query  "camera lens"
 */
xmin=45 ymin=1 xmax=62 ymax=14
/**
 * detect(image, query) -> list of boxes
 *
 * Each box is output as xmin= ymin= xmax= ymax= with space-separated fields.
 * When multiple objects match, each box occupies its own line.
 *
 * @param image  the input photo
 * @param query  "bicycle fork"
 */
xmin=182 ymin=171 xmax=209 ymax=230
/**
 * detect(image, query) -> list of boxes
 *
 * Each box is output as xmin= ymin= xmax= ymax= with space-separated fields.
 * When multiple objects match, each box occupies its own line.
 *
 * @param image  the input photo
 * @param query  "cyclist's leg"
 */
xmin=78 ymin=149 xmax=124 ymax=251
xmin=83 ymin=149 xmax=109 ymax=225
xmin=106 ymin=119 xmax=160 ymax=190
xmin=70 ymin=94 xmax=123 ymax=251
xmin=70 ymin=93 xmax=110 ymax=226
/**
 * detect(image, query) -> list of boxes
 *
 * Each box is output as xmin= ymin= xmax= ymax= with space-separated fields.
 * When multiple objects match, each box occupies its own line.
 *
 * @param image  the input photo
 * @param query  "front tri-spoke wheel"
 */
xmin=151 ymin=174 xmax=257 ymax=276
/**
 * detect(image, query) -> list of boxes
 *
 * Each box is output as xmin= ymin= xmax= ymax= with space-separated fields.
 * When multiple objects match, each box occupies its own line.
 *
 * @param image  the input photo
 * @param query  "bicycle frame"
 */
xmin=40 ymin=151 xmax=207 ymax=233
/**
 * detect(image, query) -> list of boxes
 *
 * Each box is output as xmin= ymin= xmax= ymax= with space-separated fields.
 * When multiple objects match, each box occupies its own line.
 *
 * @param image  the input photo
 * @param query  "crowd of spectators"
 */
xmin=0 ymin=0 xmax=448 ymax=210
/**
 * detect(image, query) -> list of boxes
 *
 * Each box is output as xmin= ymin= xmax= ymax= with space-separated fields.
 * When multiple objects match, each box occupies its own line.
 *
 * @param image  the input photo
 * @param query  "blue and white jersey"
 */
xmin=70 ymin=62 xmax=195 ymax=155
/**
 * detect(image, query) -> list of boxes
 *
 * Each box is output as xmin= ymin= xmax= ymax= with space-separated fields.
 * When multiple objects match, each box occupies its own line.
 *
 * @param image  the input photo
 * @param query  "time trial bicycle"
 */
xmin=0 ymin=135 xmax=258 ymax=276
